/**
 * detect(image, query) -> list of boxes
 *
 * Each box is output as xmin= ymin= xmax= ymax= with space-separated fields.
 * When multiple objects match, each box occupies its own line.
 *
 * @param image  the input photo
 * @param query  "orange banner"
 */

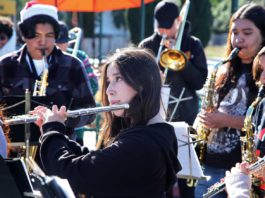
xmin=37 ymin=0 xmax=154 ymax=12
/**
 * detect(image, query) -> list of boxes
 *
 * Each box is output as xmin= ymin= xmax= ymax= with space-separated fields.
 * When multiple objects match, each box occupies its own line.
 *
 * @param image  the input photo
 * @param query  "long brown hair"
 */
xmin=96 ymin=47 xmax=161 ymax=148
xmin=253 ymin=46 xmax=265 ymax=85
xmin=215 ymin=3 xmax=265 ymax=106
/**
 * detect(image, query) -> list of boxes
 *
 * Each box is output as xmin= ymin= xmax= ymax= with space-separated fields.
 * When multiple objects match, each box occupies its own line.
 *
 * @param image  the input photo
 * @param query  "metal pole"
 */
xmin=99 ymin=12 xmax=102 ymax=63
xmin=140 ymin=0 xmax=145 ymax=41
xmin=24 ymin=89 xmax=31 ymax=163
xmin=231 ymin=0 xmax=238 ymax=14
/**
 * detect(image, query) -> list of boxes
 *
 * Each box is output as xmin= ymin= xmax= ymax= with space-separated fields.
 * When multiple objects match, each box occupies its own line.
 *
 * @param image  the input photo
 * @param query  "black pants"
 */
xmin=166 ymin=179 xmax=195 ymax=198
xmin=178 ymin=179 xmax=195 ymax=198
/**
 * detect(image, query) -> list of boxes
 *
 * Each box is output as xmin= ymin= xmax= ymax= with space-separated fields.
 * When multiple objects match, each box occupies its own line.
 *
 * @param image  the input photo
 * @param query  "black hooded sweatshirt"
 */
xmin=39 ymin=122 xmax=181 ymax=197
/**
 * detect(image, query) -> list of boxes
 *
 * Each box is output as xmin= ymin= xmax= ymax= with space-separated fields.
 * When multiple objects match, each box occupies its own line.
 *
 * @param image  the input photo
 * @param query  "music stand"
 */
xmin=1 ymin=157 xmax=35 ymax=197
xmin=1 ymin=95 xmax=51 ymax=144
xmin=168 ymin=121 xmax=209 ymax=180
xmin=167 ymin=88 xmax=193 ymax=122
xmin=0 ymin=156 xmax=22 ymax=197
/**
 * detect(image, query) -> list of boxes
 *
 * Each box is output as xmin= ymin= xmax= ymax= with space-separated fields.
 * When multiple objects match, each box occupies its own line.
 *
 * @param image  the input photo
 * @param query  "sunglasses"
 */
xmin=0 ymin=35 xmax=8 ymax=41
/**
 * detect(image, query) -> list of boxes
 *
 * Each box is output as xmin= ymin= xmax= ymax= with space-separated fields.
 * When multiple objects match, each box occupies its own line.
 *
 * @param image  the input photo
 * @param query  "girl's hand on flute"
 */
xmin=30 ymin=105 xmax=67 ymax=129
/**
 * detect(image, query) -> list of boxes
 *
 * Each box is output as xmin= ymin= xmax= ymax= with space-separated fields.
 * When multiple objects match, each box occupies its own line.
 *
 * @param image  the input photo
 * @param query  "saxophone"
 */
xmin=195 ymin=48 xmax=240 ymax=163
xmin=242 ymin=85 xmax=265 ymax=163
xmin=242 ymin=85 xmax=265 ymax=198
xmin=33 ymin=49 xmax=49 ymax=96
xmin=203 ymin=85 xmax=265 ymax=198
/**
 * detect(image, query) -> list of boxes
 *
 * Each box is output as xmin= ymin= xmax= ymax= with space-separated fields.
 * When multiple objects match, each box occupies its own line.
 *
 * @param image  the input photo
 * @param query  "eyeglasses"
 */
xmin=0 ymin=34 xmax=8 ymax=41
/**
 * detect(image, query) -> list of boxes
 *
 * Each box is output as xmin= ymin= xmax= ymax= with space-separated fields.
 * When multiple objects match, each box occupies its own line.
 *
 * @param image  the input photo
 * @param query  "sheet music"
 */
xmin=168 ymin=121 xmax=207 ymax=180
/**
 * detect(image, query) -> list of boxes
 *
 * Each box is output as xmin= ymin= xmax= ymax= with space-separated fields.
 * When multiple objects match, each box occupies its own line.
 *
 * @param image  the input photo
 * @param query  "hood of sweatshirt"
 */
xmin=120 ymin=122 xmax=182 ymax=191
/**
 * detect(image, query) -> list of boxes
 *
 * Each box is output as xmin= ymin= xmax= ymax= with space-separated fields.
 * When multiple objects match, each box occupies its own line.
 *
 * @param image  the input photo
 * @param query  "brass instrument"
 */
xmin=2 ymin=104 xmax=129 ymax=126
xmin=156 ymin=34 xmax=167 ymax=64
xmin=158 ymin=0 xmax=190 ymax=121
xmin=241 ymin=85 xmax=265 ymax=198
xmin=24 ymin=89 xmax=37 ymax=164
xmin=68 ymin=27 xmax=82 ymax=57
xmin=24 ymin=156 xmax=76 ymax=197
xmin=159 ymin=0 xmax=190 ymax=77
xmin=33 ymin=49 xmax=49 ymax=96
xmin=195 ymin=47 xmax=240 ymax=163
xmin=203 ymin=155 xmax=265 ymax=198
xmin=242 ymin=85 xmax=265 ymax=163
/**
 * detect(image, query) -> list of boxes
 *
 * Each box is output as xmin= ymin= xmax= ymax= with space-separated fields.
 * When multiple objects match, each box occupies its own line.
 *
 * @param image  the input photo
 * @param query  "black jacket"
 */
xmin=40 ymin=122 xmax=181 ymax=197
xmin=0 ymin=45 xmax=95 ymax=142
xmin=139 ymin=25 xmax=207 ymax=125
xmin=253 ymin=97 xmax=265 ymax=157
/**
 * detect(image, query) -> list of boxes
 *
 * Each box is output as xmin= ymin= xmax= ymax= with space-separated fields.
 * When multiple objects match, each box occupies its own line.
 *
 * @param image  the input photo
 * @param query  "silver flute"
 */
xmin=203 ymin=156 xmax=265 ymax=198
xmin=2 ymin=104 xmax=129 ymax=126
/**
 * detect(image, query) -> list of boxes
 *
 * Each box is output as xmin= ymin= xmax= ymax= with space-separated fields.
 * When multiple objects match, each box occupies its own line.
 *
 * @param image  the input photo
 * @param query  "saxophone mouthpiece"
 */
xmin=41 ymin=49 xmax=46 ymax=57
xmin=223 ymin=47 xmax=240 ymax=64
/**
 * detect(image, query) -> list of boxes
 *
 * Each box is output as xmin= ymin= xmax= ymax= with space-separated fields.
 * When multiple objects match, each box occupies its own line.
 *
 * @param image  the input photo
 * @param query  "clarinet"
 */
xmin=203 ymin=156 xmax=265 ymax=198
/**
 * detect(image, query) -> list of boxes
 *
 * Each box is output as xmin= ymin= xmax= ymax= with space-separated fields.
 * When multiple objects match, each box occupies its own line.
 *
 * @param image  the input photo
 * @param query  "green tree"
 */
xmin=16 ymin=0 xmax=28 ymax=21
xmin=188 ymin=0 xmax=213 ymax=47
xmin=112 ymin=10 xmax=126 ymax=29
xmin=127 ymin=1 xmax=158 ymax=45
xmin=210 ymin=0 xmax=230 ymax=33
xmin=209 ymin=0 xmax=264 ymax=34
xmin=81 ymin=12 xmax=95 ymax=38
xmin=127 ymin=0 xmax=212 ymax=46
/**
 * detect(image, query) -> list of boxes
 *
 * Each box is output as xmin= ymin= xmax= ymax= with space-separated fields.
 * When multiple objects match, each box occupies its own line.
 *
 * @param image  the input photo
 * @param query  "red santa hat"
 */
xmin=20 ymin=1 xmax=58 ymax=22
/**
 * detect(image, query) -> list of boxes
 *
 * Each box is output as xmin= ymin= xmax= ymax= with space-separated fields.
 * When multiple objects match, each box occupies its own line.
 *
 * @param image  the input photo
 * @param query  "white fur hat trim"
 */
xmin=20 ymin=4 xmax=58 ymax=22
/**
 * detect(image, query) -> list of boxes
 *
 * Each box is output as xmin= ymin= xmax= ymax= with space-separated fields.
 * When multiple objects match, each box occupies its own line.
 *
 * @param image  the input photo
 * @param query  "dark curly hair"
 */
xmin=0 ymin=16 xmax=13 ymax=39
xmin=18 ymin=15 xmax=59 ymax=39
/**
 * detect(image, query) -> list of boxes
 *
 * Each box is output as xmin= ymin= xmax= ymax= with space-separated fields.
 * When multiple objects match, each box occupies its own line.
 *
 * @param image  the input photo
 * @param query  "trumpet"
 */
xmin=2 ymin=104 xmax=129 ymax=126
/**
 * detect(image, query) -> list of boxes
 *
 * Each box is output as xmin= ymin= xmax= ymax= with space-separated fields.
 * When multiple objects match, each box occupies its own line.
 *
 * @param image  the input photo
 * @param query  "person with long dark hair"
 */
xmin=195 ymin=3 xmax=265 ymax=197
xmin=252 ymin=47 xmax=265 ymax=158
xmin=223 ymin=46 xmax=265 ymax=198
xmin=32 ymin=47 xmax=181 ymax=197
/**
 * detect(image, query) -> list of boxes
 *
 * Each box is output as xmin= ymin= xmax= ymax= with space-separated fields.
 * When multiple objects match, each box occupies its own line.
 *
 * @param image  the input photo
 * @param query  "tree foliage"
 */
xmin=126 ymin=0 xmax=212 ymax=46
xmin=187 ymin=0 xmax=213 ymax=47
xmin=210 ymin=0 xmax=231 ymax=33
xmin=127 ymin=1 xmax=157 ymax=45
xmin=112 ymin=10 xmax=126 ymax=29
xmin=81 ymin=12 xmax=95 ymax=38
xmin=209 ymin=0 xmax=265 ymax=34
